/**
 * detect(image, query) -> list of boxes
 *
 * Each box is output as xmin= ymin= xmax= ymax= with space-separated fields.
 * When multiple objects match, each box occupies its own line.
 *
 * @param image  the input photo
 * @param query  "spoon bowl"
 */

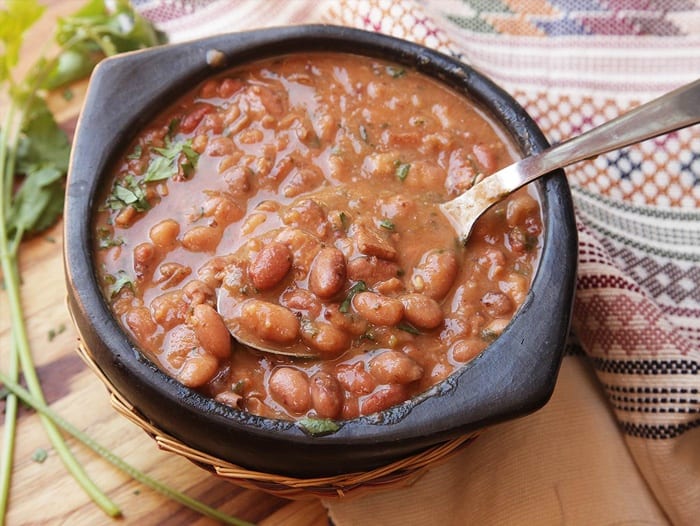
xmin=441 ymin=78 xmax=700 ymax=244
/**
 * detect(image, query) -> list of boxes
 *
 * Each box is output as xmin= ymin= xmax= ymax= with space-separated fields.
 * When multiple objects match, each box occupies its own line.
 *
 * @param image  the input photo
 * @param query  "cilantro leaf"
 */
xmin=395 ymin=162 xmax=411 ymax=181
xmin=0 ymin=0 xmax=45 ymax=84
xmin=15 ymin=97 xmax=71 ymax=173
xmin=298 ymin=417 xmax=340 ymax=437
xmin=144 ymin=138 xmax=199 ymax=182
xmin=31 ymin=447 xmax=48 ymax=463
xmin=379 ymin=219 xmax=395 ymax=230
xmin=339 ymin=281 xmax=367 ymax=313
xmin=108 ymin=270 xmax=134 ymax=298
xmin=397 ymin=322 xmax=421 ymax=335
xmin=43 ymin=0 xmax=167 ymax=90
xmin=105 ymin=175 xmax=149 ymax=212
xmin=7 ymin=165 xmax=65 ymax=237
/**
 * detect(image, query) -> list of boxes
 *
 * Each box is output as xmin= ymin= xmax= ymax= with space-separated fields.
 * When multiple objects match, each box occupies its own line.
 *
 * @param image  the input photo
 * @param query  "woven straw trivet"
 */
xmin=74 ymin=339 xmax=478 ymax=499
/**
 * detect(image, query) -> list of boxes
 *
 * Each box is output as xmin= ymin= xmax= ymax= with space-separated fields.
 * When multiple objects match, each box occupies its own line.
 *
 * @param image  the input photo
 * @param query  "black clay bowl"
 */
xmin=64 ymin=25 xmax=577 ymax=478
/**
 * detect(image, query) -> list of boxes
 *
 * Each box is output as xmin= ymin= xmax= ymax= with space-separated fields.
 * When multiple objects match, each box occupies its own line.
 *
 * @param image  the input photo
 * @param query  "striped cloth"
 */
xmin=133 ymin=1 xmax=700 ymax=524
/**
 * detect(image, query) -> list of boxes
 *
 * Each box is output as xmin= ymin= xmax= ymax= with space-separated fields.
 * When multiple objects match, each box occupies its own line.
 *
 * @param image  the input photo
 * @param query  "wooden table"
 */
xmin=0 ymin=1 xmax=327 ymax=524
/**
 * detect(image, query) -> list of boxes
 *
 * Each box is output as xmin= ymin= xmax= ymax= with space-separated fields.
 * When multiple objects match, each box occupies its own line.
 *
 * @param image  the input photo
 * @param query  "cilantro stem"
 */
xmin=0 ymin=81 xmax=119 ymax=521
xmin=0 ymin=373 xmax=255 ymax=526
xmin=0 ymin=340 xmax=19 ymax=524
xmin=0 ymin=240 xmax=121 ymax=517
xmin=1 ymin=104 xmax=17 ymax=218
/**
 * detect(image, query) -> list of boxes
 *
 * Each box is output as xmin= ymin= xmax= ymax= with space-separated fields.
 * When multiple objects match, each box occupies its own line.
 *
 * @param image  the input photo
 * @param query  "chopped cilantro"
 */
xmin=126 ymin=144 xmax=142 ymax=160
xmin=298 ymin=417 xmax=340 ymax=436
xmin=339 ymin=211 xmax=349 ymax=230
xmin=480 ymin=328 xmax=499 ymax=343
xmin=359 ymin=124 xmax=369 ymax=142
xmin=105 ymin=175 xmax=149 ymax=212
xmin=339 ymin=281 xmax=367 ymax=313
xmin=395 ymin=162 xmax=411 ymax=181
xmin=31 ymin=448 xmax=48 ymax=463
xmin=167 ymin=118 xmax=180 ymax=138
xmin=379 ymin=219 xmax=395 ymax=231
xmin=144 ymin=138 xmax=199 ymax=182
xmin=397 ymin=322 xmax=421 ymax=335
xmin=386 ymin=65 xmax=406 ymax=78
xmin=108 ymin=271 xmax=134 ymax=298
xmin=48 ymin=323 xmax=66 ymax=342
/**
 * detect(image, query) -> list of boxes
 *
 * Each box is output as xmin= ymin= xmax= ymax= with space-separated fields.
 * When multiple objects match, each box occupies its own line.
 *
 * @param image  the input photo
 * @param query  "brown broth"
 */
xmin=93 ymin=53 xmax=542 ymax=421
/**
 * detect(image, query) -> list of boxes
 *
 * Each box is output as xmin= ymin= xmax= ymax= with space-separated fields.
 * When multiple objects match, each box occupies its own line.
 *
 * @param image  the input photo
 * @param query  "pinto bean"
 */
xmin=324 ymin=304 xmax=368 ymax=336
xmin=133 ymin=242 xmax=156 ymax=280
xmin=125 ymin=307 xmax=157 ymax=342
xmin=183 ymin=279 xmax=215 ymax=306
xmin=206 ymin=136 xmax=236 ymax=157
xmin=451 ymin=339 xmax=485 ymax=363
xmin=164 ymin=324 xmax=198 ymax=369
xmin=402 ymin=160 xmax=446 ymax=191
xmin=202 ymin=194 xmax=244 ymax=225
xmin=281 ymin=199 xmax=328 ymax=238
xmin=368 ymin=350 xmax=423 ymax=384
xmin=477 ymin=248 xmax=506 ymax=280
xmin=361 ymin=152 xmax=399 ymax=180
xmin=114 ymin=205 xmax=138 ymax=228
xmin=282 ymin=167 xmax=325 ymax=198
xmin=151 ymin=290 xmax=187 ymax=329
xmin=501 ymin=272 xmax=529 ymax=306
xmin=310 ymin=372 xmax=343 ymax=418
xmin=200 ymin=112 xmax=224 ymax=135
xmin=347 ymin=256 xmax=401 ymax=286
xmin=218 ymin=78 xmax=244 ymax=98
xmin=355 ymin=223 xmax=397 ymax=261
xmin=472 ymin=143 xmax=500 ymax=174
xmin=374 ymin=277 xmax=404 ymax=296
xmin=506 ymin=191 xmax=539 ymax=228
xmin=155 ymin=262 xmax=191 ymax=289
xmin=275 ymin=228 xmax=321 ymax=274
xmin=400 ymin=294 xmax=443 ymax=329
xmin=149 ymin=219 xmax=180 ymax=248
xmin=179 ymin=103 xmax=214 ymax=134
xmin=248 ymin=242 xmax=293 ymax=290
xmin=301 ymin=321 xmax=351 ymax=357
xmin=182 ymin=225 xmax=221 ymax=252
xmin=221 ymin=166 xmax=251 ymax=195
xmin=280 ymin=288 xmax=321 ymax=318
xmin=336 ymin=362 xmax=375 ymax=395
xmin=269 ymin=367 xmax=311 ymax=414
xmin=481 ymin=291 xmax=513 ymax=317
xmin=177 ymin=351 xmax=219 ymax=388
xmin=352 ymin=292 xmax=404 ymax=326
xmin=190 ymin=303 xmax=231 ymax=359
xmin=240 ymin=299 xmax=299 ymax=344
xmin=410 ymin=249 xmax=459 ymax=301
xmin=309 ymin=247 xmax=346 ymax=299
xmin=360 ymin=384 xmax=409 ymax=415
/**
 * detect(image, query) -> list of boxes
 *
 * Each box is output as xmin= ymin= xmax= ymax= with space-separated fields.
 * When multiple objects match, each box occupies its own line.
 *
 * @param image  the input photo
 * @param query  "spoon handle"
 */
xmin=496 ymin=77 xmax=700 ymax=196
xmin=443 ymin=78 xmax=700 ymax=243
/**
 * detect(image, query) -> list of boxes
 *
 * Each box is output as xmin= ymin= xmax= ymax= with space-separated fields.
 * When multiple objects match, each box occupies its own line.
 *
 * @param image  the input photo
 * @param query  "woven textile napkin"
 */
xmin=134 ymin=1 xmax=700 ymax=524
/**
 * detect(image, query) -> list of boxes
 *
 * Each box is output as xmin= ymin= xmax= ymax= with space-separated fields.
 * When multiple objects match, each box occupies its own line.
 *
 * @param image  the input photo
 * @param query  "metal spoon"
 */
xmin=218 ymin=289 xmax=321 ymax=358
xmin=441 ymin=78 xmax=700 ymax=244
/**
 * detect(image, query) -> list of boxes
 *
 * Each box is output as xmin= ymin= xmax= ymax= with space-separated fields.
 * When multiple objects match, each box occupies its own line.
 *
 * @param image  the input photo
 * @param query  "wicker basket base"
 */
xmin=75 ymin=341 xmax=479 ymax=499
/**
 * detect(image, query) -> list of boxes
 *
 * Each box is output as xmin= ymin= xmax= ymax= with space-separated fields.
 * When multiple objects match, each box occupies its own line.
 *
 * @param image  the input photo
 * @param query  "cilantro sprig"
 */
xmin=0 ymin=2 xmax=246 ymax=524
xmin=144 ymin=137 xmax=199 ymax=182
xmin=339 ymin=280 xmax=367 ymax=313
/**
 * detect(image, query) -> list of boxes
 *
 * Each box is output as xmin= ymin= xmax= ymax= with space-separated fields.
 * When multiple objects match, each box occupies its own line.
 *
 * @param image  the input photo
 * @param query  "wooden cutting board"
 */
xmin=0 ymin=1 xmax=327 ymax=524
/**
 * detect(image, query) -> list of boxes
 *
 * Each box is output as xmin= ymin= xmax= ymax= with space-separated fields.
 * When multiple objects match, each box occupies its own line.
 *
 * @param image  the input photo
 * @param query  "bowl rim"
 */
xmin=64 ymin=24 xmax=577 ymax=476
